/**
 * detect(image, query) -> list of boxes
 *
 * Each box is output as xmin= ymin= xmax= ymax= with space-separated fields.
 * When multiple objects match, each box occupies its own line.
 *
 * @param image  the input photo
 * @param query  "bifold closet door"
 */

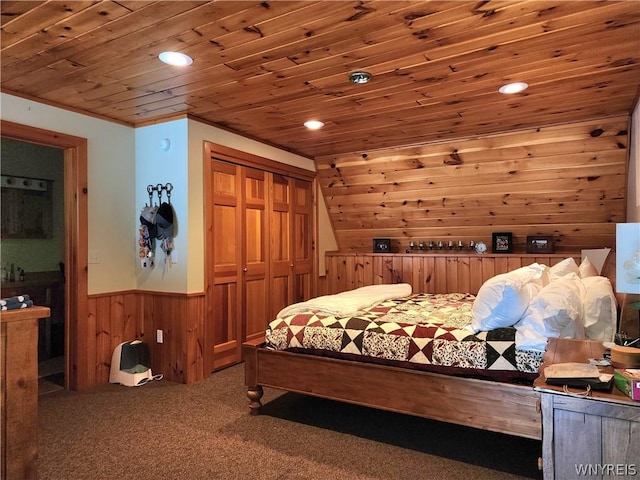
xmin=243 ymin=168 xmax=269 ymax=344
xmin=209 ymin=161 xmax=243 ymax=370
xmin=269 ymin=174 xmax=292 ymax=319
xmin=269 ymin=176 xmax=313 ymax=319
xmin=292 ymin=179 xmax=313 ymax=303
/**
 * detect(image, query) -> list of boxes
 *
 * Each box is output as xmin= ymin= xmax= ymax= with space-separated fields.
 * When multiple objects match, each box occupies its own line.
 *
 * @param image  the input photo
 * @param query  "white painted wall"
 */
xmin=135 ymin=119 xmax=189 ymax=292
xmin=1 ymin=93 xmax=136 ymax=294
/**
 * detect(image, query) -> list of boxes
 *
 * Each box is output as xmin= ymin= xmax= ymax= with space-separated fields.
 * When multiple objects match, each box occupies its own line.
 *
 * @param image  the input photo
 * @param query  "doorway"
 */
xmin=0 ymin=138 xmax=65 ymax=393
xmin=1 ymin=120 xmax=88 ymax=391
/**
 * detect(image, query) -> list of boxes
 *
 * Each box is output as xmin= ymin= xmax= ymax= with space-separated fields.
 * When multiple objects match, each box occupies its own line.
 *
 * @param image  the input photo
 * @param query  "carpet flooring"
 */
xmin=38 ymin=363 xmax=543 ymax=480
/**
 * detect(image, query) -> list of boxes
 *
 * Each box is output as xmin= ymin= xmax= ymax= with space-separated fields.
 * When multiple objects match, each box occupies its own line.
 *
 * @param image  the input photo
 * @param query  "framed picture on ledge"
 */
xmin=492 ymin=232 xmax=513 ymax=253
xmin=526 ymin=235 xmax=554 ymax=254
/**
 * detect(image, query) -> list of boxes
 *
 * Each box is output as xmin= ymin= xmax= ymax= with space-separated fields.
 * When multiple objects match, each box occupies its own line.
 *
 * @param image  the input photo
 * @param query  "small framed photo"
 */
xmin=492 ymin=232 xmax=513 ymax=253
xmin=526 ymin=235 xmax=554 ymax=254
xmin=373 ymin=238 xmax=392 ymax=253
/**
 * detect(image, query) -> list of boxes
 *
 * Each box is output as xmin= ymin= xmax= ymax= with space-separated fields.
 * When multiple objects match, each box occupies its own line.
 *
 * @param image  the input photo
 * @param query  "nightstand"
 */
xmin=534 ymin=338 xmax=640 ymax=480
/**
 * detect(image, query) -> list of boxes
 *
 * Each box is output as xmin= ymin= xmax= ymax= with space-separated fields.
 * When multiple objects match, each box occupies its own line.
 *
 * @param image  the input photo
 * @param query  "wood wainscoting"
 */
xmin=87 ymin=291 xmax=205 ymax=385
xmin=318 ymin=252 xmax=581 ymax=296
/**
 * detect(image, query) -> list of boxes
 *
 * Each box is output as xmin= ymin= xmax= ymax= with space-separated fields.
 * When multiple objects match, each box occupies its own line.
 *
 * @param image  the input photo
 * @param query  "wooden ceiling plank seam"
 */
xmin=0 ymin=1 xmax=153 ymax=66
xmin=0 ymin=1 xmax=211 ymax=79
xmin=0 ymin=1 xmax=97 ymax=46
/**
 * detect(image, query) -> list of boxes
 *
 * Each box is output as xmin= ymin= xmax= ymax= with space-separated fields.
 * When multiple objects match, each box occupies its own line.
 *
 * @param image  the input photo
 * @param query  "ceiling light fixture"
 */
xmin=158 ymin=51 xmax=193 ymax=66
xmin=499 ymin=82 xmax=529 ymax=94
xmin=349 ymin=71 xmax=372 ymax=84
xmin=304 ymin=120 xmax=325 ymax=130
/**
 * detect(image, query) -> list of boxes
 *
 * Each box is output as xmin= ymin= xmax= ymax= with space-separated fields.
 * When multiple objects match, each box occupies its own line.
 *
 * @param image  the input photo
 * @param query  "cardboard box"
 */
xmin=614 ymin=369 xmax=640 ymax=401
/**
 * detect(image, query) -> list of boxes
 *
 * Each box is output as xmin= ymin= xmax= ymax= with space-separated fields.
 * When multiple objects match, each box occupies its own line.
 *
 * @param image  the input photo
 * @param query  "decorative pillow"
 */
xmin=548 ymin=257 xmax=579 ymax=282
xmin=579 ymin=256 xmax=599 ymax=278
xmin=471 ymin=263 xmax=546 ymax=332
xmin=581 ymin=276 xmax=617 ymax=342
xmin=515 ymin=273 xmax=585 ymax=352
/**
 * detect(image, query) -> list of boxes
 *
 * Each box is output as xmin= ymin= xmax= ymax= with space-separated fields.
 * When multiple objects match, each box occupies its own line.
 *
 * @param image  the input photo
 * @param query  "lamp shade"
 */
xmin=616 ymin=223 xmax=640 ymax=294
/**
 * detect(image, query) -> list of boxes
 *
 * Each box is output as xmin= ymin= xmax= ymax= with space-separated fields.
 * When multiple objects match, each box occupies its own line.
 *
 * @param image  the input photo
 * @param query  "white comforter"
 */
xmin=277 ymin=283 xmax=413 ymax=318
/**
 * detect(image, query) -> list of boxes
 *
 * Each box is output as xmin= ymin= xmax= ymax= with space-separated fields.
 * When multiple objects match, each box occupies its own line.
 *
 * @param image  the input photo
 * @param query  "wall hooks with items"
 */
xmin=146 ymin=183 xmax=173 ymax=206
xmin=139 ymin=183 xmax=176 ymax=270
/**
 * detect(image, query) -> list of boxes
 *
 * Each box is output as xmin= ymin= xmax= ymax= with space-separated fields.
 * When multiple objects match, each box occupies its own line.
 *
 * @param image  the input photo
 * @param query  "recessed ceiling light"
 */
xmin=304 ymin=120 xmax=325 ymax=130
xmin=158 ymin=51 xmax=193 ymax=66
xmin=499 ymin=82 xmax=528 ymax=94
xmin=349 ymin=71 xmax=372 ymax=84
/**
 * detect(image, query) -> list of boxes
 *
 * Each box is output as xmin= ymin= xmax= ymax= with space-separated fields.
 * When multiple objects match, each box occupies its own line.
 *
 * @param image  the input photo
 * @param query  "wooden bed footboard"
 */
xmin=243 ymin=338 xmax=542 ymax=440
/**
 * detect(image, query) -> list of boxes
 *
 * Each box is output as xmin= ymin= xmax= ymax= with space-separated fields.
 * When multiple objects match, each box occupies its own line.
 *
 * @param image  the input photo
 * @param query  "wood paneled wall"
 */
xmin=318 ymin=252 xmax=581 ymax=296
xmin=87 ymin=291 xmax=205 ymax=385
xmin=316 ymin=116 xmax=629 ymax=254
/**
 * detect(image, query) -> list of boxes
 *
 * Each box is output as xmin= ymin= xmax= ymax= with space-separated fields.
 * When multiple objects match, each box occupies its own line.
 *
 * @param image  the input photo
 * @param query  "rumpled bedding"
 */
xmin=277 ymin=283 xmax=412 ymax=318
xmin=266 ymin=290 xmax=544 ymax=375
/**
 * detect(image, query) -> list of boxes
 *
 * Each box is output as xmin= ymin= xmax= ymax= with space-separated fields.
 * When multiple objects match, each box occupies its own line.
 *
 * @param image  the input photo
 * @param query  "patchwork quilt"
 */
xmin=266 ymin=292 xmax=544 ymax=374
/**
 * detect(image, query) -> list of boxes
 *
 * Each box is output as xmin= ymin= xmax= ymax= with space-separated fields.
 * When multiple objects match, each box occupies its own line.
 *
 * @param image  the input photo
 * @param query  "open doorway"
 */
xmin=1 ymin=120 xmax=88 ymax=391
xmin=0 ymin=138 xmax=65 ymax=393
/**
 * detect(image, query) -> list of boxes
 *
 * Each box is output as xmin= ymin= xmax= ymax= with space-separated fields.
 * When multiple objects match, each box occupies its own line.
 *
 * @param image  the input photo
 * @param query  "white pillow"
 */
xmin=515 ymin=273 xmax=585 ymax=352
xmin=471 ymin=263 xmax=546 ymax=332
xmin=579 ymin=257 xmax=599 ymax=278
xmin=581 ymin=276 xmax=617 ymax=342
xmin=549 ymin=257 xmax=579 ymax=281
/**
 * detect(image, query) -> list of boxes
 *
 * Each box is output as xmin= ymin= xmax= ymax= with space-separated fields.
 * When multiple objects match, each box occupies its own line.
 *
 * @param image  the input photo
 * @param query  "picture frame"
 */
xmin=526 ymin=235 xmax=554 ymax=254
xmin=492 ymin=232 xmax=513 ymax=253
xmin=373 ymin=238 xmax=392 ymax=253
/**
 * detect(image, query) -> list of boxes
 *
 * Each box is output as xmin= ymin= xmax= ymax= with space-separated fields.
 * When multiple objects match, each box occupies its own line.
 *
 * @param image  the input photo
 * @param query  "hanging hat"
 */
xmin=139 ymin=205 xmax=158 ymax=238
xmin=155 ymin=202 xmax=174 ymax=240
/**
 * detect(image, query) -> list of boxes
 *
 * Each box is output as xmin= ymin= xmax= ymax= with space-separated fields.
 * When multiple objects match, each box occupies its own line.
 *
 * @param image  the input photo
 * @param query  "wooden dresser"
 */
xmin=534 ymin=338 xmax=640 ymax=480
xmin=1 ymin=306 xmax=51 ymax=480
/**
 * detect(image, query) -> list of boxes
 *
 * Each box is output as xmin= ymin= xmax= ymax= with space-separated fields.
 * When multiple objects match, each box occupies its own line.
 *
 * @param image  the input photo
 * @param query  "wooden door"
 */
xmin=243 ymin=168 xmax=269 ymax=343
xmin=292 ymin=179 xmax=313 ymax=302
xmin=269 ymin=174 xmax=293 ymax=319
xmin=209 ymin=160 xmax=243 ymax=370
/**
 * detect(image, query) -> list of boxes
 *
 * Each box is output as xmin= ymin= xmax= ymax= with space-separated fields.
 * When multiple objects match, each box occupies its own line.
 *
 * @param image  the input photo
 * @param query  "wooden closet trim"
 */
xmin=205 ymin=142 xmax=316 ymax=181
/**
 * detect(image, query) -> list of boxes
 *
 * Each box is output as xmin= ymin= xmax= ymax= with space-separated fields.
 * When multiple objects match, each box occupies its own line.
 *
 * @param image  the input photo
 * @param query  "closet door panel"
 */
xmin=211 ymin=282 xmax=241 ymax=369
xmin=292 ymin=179 xmax=313 ymax=302
xmin=270 ymin=174 xmax=293 ymax=317
xmin=243 ymin=168 xmax=269 ymax=343
xmin=245 ymin=278 xmax=268 ymax=342
xmin=210 ymin=161 xmax=243 ymax=370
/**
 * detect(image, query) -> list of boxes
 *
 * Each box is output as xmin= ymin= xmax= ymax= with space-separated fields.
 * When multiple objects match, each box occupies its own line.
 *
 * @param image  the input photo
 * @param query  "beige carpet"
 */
xmin=38 ymin=363 xmax=542 ymax=480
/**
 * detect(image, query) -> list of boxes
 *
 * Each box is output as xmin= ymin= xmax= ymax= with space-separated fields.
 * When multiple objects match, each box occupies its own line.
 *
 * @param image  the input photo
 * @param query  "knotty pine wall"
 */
xmin=87 ymin=291 xmax=205 ymax=385
xmin=317 ymin=252 xmax=581 ymax=296
xmin=315 ymin=115 xmax=629 ymax=254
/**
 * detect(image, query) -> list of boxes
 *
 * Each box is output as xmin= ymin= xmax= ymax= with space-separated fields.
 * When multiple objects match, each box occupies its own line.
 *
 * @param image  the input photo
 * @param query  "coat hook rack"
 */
xmin=146 ymin=183 xmax=173 ymax=205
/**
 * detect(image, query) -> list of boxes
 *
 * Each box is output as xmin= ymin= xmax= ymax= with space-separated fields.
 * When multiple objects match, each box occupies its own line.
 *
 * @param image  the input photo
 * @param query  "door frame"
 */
xmin=1 ymin=120 xmax=88 ymax=391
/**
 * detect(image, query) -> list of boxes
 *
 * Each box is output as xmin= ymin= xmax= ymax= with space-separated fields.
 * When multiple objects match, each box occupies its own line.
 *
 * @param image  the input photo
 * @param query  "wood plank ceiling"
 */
xmin=1 ymin=1 xmax=639 ymax=159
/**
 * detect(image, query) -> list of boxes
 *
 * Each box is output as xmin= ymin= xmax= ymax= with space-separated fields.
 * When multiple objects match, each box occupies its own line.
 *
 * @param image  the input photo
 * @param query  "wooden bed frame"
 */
xmin=243 ymin=337 xmax=542 ymax=439
xmin=243 ymin=251 xmax=623 ymax=441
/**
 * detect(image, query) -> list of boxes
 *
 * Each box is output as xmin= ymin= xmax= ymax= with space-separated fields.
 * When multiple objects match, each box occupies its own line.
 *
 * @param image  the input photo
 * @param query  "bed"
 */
xmin=244 ymin=255 xmax=620 ymax=440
